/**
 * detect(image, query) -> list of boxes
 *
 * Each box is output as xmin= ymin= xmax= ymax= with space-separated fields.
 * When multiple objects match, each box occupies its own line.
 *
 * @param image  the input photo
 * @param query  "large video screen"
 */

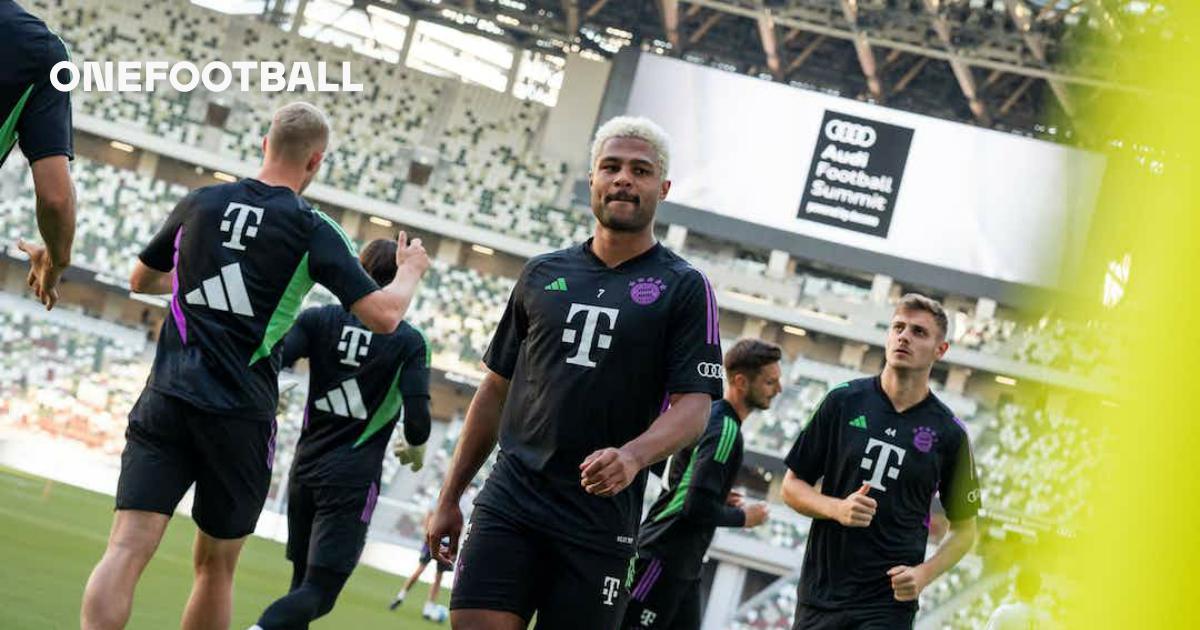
xmin=624 ymin=54 xmax=1106 ymax=288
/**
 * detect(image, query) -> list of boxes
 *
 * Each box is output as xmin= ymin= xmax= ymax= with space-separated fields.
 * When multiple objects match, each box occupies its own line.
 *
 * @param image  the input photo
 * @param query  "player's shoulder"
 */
xmin=928 ymin=395 xmax=969 ymax=439
xmin=825 ymin=376 xmax=871 ymax=403
xmin=395 ymin=320 xmax=429 ymax=347
xmin=656 ymin=246 xmax=708 ymax=283
xmin=518 ymin=245 xmax=577 ymax=282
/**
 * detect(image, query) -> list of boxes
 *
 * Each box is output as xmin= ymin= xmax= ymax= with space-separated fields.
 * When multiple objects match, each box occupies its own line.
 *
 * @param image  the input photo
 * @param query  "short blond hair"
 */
xmin=267 ymin=102 xmax=330 ymax=164
xmin=895 ymin=293 xmax=949 ymax=339
xmin=590 ymin=116 xmax=671 ymax=177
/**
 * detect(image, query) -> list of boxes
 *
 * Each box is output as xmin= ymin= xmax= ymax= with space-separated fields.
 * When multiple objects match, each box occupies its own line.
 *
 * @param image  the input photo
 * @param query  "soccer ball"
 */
xmin=423 ymin=603 xmax=448 ymax=623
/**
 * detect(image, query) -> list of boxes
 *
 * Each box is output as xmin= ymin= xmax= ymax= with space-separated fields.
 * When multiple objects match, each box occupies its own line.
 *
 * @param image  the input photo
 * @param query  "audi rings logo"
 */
xmin=696 ymin=362 xmax=725 ymax=379
xmin=967 ymin=489 xmax=980 ymax=504
xmin=824 ymin=119 xmax=877 ymax=148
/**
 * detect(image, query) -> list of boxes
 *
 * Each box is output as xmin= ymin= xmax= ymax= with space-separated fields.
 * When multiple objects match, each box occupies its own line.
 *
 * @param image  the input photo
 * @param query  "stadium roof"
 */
xmin=259 ymin=0 xmax=1169 ymax=146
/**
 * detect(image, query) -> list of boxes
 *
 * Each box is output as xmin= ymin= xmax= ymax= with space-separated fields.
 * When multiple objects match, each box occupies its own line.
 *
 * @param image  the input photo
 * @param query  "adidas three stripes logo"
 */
xmin=185 ymin=262 xmax=254 ymax=316
xmin=313 ymin=378 xmax=368 ymax=419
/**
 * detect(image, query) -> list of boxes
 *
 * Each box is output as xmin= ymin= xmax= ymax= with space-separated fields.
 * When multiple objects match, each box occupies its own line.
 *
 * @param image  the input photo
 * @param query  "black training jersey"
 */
xmin=637 ymin=398 xmax=746 ymax=579
xmin=785 ymin=376 xmax=981 ymax=611
xmin=139 ymin=179 xmax=379 ymax=418
xmin=475 ymin=238 xmax=725 ymax=555
xmin=281 ymin=304 xmax=431 ymax=486
xmin=0 ymin=1 xmax=73 ymax=166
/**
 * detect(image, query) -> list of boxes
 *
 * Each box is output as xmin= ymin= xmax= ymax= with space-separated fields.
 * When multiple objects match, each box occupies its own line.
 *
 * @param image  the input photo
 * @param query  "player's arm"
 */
xmin=428 ymin=263 xmax=528 ymax=562
xmin=678 ymin=426 xmax=765 ymax=528
xmin=427 ymin=368 xmax=509 ymax=562
xmin=780 ymin=390 xmax=877 ymax=527
xmin=394 ymin=331 xmax=434 ymax=471
xmin=583 ymin=268 xmax=725 ymax=497
xmin=15 ymin=36 xmax=76 ymax=310
xmin=129 ymin=190 xmax=195 ymax=295
xmin=889 ymin=425 xmax=982 ymax=602
xmin=280 ymin=308 xmax=319 ymax=368
xmin=348 ymin=232 xmax=428 ymax=334
xmin=582 ymin=392 xmax=710 ymax=497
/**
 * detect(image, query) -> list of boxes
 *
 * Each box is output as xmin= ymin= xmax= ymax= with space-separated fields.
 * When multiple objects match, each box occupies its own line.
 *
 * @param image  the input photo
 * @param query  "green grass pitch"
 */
xmin=0 ymin=466 xmax=450 ymax=629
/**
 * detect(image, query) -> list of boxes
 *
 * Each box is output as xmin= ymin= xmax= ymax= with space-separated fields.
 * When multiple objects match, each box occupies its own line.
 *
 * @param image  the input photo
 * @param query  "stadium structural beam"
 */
xmin=688 ymin=12 xmax=723 ymax=45
xmin=921 ymin=0 xmax=990 ymax=124
xmin=290 ymin=0 xmax=310 ymax=31
xmin=785 ymin=34 xmax=825 ymax=75
xmin=839 ymin=0 xmax=885 ymax=102
xmin=756 ymin=8 xmax=783 ymax=79
xmin=675 ymin=0 xmax=1147 ymax=93
xmin=659 ymin=0 xmax=681 ymax=49
xmin=584 ymin=0 xmax=610 ymax=18
xmin=563 ymin=0 xmax=579 ymax=36
xmin=1000 ymin=76 xmax=1036 ymax=115
xmin=891 ymin=56 xmax=930 ymax=96
xmin=1003 ymin=0 xmax=1076 ymax=117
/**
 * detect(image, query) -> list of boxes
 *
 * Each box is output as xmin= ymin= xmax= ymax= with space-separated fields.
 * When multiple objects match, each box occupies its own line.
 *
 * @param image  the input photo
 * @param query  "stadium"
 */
xmin=0 ymin=0 xmax=1180 ymax=628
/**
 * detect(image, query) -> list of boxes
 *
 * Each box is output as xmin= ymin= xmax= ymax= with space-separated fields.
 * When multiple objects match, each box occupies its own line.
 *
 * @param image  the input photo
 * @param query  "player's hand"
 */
xmin=394 ymin=441 xmax=426 ymax=473
xmin=833 ymin=482 xmax=877 ymax=528
xmin=17 ymin=238 xmax=66 ymax=310
xmin=742 ymin=501 xmax=770 ymax=528
xmin=726 ymin=490 xmax=745 ymax=508
xmin=427 ymin=500 xmax=463 ymax=565
xmin=580 ymin=447 xmax=640 ymax=497
xmin=887 ymin=564 xmax=930 ymax=602
xmin=394 ymin=231 xmax=430 ymax=276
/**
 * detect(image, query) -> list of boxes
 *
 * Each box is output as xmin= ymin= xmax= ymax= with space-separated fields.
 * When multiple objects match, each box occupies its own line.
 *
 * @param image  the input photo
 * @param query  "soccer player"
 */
xmin=624 ymin=338 xmax=782 ymax=629
xmin=251 ymin=237 xmax=433 ymax=629
xmin=781 ymin=294 xmax=980 ymax=630
xmin=389 ymin=511 xmax=453 ymax=621
xmin=2 ymin=1 xmax=77 ymax=310
xmin=426 ymin=116 xmax=724 ymax=629
xmin=79 ymin=102 xmax=429 ymax=630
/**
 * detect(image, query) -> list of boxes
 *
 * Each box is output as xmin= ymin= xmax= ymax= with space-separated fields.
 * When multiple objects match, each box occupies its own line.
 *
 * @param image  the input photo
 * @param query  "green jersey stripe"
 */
xmin=313 ymin=208 xmax=357 ymax=255
xmin=354 ymin=360 xmax=406 ymax=448
xmin=249 ymin=253 xmax=315 ymax=364
xmin=655 ymin=454 xmax=696 ymax=521
xmin=0 ymin=84 xmax=35 ymax=164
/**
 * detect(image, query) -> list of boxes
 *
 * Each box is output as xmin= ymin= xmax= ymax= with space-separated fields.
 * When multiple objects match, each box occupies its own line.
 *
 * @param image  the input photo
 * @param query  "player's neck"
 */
xmin=590 ymin=226 xmax=656 ymax=268
xmin=880 ymin=365 xmax=931 ymax=413
xmin=725 ymin=395 xmax=750 ymax=421
xmin=255 ymin=164 xmax=304 ymax=194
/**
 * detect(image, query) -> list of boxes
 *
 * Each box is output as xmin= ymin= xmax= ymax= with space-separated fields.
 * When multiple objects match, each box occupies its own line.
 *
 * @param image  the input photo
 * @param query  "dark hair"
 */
xmin=895 ymin=292 xmax=950 ymax=339
xmin=359 ymin=238 xmax=397 ymax=287
xmin=724 ymin=338 xmax=783 ymax=381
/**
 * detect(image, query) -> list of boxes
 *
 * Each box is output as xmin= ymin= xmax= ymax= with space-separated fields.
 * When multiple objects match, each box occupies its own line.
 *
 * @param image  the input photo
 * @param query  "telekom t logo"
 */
xmin=220 ymin=202 xmax=264 ymax=251
xmin=860 ymin=437 xmax=907 ymax=491
xmin=561 ymin=303 xmax=619 ymax=368
xmin=337 ymin=326 xmax=373 ymax=366
xmin=601 ymin=576 xmax=621 ymax=606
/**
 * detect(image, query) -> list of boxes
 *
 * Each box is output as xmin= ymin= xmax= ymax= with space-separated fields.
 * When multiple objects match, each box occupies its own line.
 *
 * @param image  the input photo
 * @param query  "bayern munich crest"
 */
xmin=629 ymin=277 xmax=667 ymax=305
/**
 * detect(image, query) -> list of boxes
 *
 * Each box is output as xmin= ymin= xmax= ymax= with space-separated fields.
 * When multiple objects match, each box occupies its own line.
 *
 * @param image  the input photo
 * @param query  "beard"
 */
xmin=593 ymin=193 xmax=654 ymax=232
xmin=748 ymin=391 xmax=774 ymax=411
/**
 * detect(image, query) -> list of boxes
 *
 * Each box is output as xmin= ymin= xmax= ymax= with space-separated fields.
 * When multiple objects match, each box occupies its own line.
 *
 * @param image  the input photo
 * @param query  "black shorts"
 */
xmin=285 ymin=480 xmax=379 ymax=574
xmin=115 ymin=389 xmax=275 ymax=539
xmin=450 ymin=506 xmax=634 ymax=629
xmin=419 ymin=542 xmax=453 ymax=573
xmin=792 ymin=603 xmax=916 ymax=630
xmin=622 ymin=556 xmax=702 ymax=629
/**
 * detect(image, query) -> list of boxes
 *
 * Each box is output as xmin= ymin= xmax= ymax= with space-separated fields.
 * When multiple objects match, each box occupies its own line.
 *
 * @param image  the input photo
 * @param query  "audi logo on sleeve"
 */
xmin=696 ymin=362 xmax=725 ymax=379
xmin=824 ymin=119 xmax=877 ymax=148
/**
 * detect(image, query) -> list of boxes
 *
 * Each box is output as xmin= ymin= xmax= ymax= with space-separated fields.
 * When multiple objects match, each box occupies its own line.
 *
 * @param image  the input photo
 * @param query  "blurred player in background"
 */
xmin=390 ymin=511 xmax=453 ymax=622
xmin=2 ymin=1 xmax=77 ymax=309
xmin=427 ymin=116 xmax=724 ymax=629
xmin=624 ymin=338 xmax=781 ymax=629
xmin=251 ymin=237 xmax=433 ymax=629
xmin=781 ymin=294 xmax=980 ymax=629
xmin=985 ymin=567 xmax=1048 ymax=630
xmin=79 ymin=103 xmax=429 ymax=630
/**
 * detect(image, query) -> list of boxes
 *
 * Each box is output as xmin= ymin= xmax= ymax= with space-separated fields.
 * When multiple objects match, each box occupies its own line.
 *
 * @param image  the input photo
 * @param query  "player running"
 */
xmin=781 ymin=294 xmax=980 ymax=629
xmin=3 ymin=1 xmax=77 ymax=310
xmin=79 ymin=102 xmax=429 ymax=630
xmin=624 ymin=338 xmax=781 ymax=629
xmin=251 ymin=237 xmax=433 ymax=629
xmin=389 ymin=511 xmax=454 ymax=622
xmin=427 ymin=116 xmax=724 ymax=629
